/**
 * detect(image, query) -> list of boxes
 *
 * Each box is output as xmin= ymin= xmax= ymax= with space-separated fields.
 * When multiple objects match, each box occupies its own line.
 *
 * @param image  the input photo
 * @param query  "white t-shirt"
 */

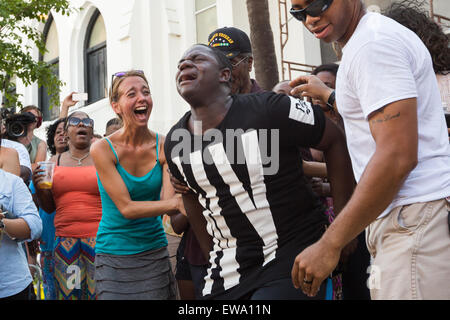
xmin=336 ymin=12 xmax=450 ymax=218
xmin=0 ymin=139 xmax=32 ymax=170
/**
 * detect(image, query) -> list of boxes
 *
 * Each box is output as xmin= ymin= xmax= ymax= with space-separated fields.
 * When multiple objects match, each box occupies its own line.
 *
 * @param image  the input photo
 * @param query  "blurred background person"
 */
xmin=18 ymin=106 xmax=47 ymax=171
xmin=0 ymin=168 xmax=42 ymax=300
xmin=385 ymin=0 xmax=450 ymax=138
xmin=1 ymin=111 xmax=32 ymax=183
xmin=104 ymin=117 xmax=123 ymax=137
xmin=29 ymin=117 xmax=68 ymax=300
xmin=208 ymin=27 xmax=264 ymax=94
xmin=32 ymin=112 xmax=101 ymax=300
xmin=91 ymin=70 xmax=182 ymax=300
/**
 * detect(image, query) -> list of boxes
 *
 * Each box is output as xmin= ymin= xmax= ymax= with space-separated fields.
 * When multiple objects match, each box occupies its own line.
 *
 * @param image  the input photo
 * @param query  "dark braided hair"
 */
xmin=384 ymin=0 xmax=450 ymax=74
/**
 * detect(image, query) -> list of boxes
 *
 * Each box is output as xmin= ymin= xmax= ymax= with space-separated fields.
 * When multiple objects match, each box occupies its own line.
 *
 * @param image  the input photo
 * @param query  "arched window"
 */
xmin=84 ymin=10 xmax=107 ymax=104
xmin=195 ymin=0 xmax=217 ymax=43
xmin=39 ymin=14 xmax=60 ymax=121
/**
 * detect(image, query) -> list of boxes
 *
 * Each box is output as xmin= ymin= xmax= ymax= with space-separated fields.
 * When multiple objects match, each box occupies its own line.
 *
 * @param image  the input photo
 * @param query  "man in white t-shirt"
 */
xmin=288 ymin=0 xmax=450 ymax=299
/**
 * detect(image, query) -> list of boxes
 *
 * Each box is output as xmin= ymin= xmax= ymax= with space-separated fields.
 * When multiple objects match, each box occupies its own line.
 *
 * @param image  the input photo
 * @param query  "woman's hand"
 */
xmin=175 ymin=194 xmax=187 ymax=217
xmin=168 ymin=169 xmax=191 ymax=194
xmin=31 ymin=164 xmax=45 ymax=189
xmin=60 ymin=92 xmax=79 ymax=119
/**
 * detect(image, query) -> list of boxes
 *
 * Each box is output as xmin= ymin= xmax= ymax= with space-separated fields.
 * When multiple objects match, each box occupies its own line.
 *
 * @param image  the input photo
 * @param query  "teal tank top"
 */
xmin=95 ymin=134 xmax=167 ymax=255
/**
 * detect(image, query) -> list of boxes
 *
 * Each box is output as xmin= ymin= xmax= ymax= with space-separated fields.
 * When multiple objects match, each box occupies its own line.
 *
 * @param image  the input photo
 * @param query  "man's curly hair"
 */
xmin=384 ymin=0 xmax=449 ymax=74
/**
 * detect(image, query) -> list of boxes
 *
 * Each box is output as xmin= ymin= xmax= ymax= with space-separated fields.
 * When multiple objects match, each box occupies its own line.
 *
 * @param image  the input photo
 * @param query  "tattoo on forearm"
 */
xmin=371 ymin=112 xmax=400 ymax=124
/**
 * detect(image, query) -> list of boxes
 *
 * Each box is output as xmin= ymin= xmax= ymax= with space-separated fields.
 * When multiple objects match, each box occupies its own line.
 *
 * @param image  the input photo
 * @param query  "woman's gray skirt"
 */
xmin=95 ymin=246 xmax=176 ymax=300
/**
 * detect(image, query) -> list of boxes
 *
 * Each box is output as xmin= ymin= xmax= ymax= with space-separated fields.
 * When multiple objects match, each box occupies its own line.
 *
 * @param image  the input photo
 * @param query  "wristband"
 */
xmin=326 ymin=91 xmax=335 ymax=111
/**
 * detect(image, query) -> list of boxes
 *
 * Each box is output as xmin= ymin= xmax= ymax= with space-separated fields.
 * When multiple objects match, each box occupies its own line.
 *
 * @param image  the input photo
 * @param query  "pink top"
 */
xmin=52 ymin=166 xmax=102 ymax=238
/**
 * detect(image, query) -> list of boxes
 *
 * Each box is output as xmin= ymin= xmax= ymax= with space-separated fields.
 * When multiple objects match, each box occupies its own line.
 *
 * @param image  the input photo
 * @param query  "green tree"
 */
xmin=0 ymin=0 xmax=72 ymax=110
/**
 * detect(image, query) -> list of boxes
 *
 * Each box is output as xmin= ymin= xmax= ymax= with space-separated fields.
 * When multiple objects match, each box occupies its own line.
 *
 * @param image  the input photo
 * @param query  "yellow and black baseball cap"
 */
xmin=207 ymin=27 xmax=252 ymax=60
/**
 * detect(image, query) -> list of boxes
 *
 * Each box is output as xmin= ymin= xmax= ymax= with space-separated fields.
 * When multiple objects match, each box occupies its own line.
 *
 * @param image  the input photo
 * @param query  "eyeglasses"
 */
xmin=231 ymin=56 xmax=249 ymax=68
xmin=67 ymin=117 xmax=94 ymax=128
xmin=111 ymin=70 xmax=145 ymax=86
xmin=290 ymin=0 xmax=333 ymax=22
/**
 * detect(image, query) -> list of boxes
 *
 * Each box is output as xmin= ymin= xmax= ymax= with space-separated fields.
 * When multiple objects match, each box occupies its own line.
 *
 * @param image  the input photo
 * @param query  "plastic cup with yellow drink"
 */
xmin=37 ymin=161 xmax=56 ymax=189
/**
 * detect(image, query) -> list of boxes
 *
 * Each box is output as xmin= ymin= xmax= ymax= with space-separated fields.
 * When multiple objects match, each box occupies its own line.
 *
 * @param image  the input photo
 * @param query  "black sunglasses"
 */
xmin=290 ymin=0 xmax=333 ymax=22
xmin=111 ymin=70 xmax=145 ymax=87
xmin=67 ymin=117 xmax=94 ymax=128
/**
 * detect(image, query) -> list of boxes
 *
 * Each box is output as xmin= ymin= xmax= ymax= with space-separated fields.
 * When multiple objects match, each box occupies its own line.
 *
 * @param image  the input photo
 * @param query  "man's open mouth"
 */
xmin=178 ymin=73 xmax=198 ymax=85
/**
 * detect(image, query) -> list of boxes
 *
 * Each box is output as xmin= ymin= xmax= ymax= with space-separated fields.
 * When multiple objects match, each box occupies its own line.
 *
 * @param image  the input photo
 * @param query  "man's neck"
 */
xmin=338 ymin=4 xmax=366 ymax=46
xmin=241 ymin=79 xmax=253 ymax=94
xmin=188 ymin=95 xmax=232 ymax=135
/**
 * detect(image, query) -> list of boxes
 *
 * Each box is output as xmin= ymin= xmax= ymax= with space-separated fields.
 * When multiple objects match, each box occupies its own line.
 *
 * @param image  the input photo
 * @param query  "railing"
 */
xmin=433 ymin=14 xmax=450 ymax=28
xmin=282 ymin=61 xmax=317 ymax=81
xmin=278 ymin=0 xmax=316 ymax=80
xmin=430 ymin=0 xmax=450 ymax=29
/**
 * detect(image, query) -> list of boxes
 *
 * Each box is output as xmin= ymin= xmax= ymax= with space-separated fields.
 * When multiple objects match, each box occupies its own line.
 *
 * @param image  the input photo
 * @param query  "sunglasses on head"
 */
xmin=290 ymin=0 xmax=333 ymax=22
xmin=67 ymin=117 xmax=94 ymax=128
xmin=111 ymin=70 xmax=145 ymax=86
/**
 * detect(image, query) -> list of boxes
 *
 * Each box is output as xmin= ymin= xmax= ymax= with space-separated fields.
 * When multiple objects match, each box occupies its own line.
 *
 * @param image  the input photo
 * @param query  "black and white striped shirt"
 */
xmin=165 ymin=92 xmax=329 ymax=299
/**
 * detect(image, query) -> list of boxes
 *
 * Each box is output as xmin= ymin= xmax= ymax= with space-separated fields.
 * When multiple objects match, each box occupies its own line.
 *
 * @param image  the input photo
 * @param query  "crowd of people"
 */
xmin=0 ymin=0 xmax=449 ymax=301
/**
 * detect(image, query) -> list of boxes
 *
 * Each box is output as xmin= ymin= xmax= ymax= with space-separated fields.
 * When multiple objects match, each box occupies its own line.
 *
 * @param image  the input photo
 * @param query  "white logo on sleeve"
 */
xmin=288 ymin=96 xmax=315 ymax=125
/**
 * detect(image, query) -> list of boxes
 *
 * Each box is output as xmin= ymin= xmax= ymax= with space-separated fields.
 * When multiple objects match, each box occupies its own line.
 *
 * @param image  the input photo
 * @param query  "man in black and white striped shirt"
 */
xmin=165 ymin=44 xmax=354 ymax=300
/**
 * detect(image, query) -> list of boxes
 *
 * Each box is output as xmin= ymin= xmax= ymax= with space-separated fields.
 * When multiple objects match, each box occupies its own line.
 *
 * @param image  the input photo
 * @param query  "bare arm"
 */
xmin=91 ymin=138 xmax=182 ymax=220
xmin=158 ymin=137 xmax=187 ymax=234
xmin=1 ymin=217 xmax=31 ymax=239
xmin=182 ymin=193 xmax=212 ymax=260
xmin=32 ymin=165 xmax=56 ymax=213
xmin=314 ymin=116 xmax=355 ymax=215
xmin=59 ymin=92 xmax=78 ymax=119
xmin=0 ymin=147 xmax=20 ymax=176
xmin=292 ymin=98 xmax=418 ymax=296
xmin=302 ymin=160 xmax=327 ymax=178
xmin=321 ymin=98 xmax=418 ymax=250
xmin=170 ymin=213 xmax=189 ymax=235
xmin=31 ymin=140 xmax=47 ymax=171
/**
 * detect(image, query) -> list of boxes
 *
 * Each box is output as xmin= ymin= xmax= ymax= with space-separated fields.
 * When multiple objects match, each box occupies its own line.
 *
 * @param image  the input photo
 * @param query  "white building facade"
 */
xmin=8 ymin=0 xmax=450 ymax=138
xmin=12 ymin=0 xmax=319 ymax=139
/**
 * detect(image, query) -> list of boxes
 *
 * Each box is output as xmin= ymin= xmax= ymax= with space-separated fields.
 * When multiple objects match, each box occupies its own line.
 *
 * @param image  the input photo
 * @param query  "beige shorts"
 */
xmin=366 ymin=198 xmax=450 ymax=300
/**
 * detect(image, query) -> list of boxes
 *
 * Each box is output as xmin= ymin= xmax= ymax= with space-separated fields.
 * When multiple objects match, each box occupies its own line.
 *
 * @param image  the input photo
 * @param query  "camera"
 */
xmin=1 ymin=108 xmax=37 ymax=140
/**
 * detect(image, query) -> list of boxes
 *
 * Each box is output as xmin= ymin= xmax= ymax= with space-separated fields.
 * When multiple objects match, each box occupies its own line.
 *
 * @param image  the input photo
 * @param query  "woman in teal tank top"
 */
xmin=91 ymin=70 xmax=185 ymax=300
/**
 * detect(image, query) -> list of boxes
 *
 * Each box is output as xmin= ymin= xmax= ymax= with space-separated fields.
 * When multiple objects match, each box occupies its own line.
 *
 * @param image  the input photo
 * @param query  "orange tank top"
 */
xmin=52 ymin=165 xmax=102 ymax=238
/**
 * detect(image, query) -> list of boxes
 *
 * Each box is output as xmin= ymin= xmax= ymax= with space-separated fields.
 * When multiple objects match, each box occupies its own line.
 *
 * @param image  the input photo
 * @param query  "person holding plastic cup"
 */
xmin=28 ymin=118 xmax=68 ymax=300
xmin=35 ymin=161 xmax=55 ymax=189
xmin=32 ymin=111 xmax=101 ymax=300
